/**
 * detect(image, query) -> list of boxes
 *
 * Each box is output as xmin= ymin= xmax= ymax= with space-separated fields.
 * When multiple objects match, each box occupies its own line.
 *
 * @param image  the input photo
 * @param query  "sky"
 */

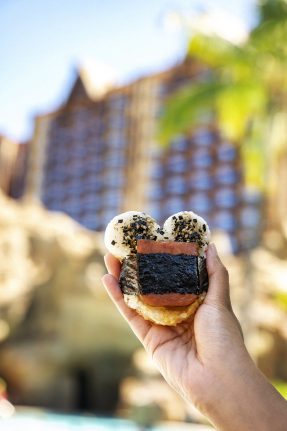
xmin=0 ymin=0 xmax=255 ymax=142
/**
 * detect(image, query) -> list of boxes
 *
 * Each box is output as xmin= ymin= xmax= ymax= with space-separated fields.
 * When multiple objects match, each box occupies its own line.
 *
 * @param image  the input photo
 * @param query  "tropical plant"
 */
xmin=159 ymin=0 xmax=287 ymax=200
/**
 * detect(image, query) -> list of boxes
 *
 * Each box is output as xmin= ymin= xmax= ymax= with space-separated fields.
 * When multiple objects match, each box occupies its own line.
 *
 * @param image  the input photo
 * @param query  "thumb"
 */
xmin=205 ymin=243 xmax=231 ymax=310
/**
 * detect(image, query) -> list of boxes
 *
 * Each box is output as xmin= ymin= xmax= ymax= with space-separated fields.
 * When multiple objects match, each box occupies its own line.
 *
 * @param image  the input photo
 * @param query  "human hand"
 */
xmin=102 ymin=244 xmax=287 ymax=431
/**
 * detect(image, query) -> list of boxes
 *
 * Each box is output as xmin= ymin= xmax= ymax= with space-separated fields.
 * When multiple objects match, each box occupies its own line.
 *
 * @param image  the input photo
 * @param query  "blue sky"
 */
xmin=0 ymin=0 xmax=255 ymax=141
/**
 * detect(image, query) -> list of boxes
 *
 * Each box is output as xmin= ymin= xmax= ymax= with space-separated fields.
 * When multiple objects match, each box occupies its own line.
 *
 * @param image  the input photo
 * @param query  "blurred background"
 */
xmin=1 ymin=0 xmax=287 ymax=429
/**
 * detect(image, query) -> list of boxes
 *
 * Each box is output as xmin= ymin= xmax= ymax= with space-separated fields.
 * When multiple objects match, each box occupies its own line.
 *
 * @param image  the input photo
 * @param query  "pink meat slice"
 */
xmin=137 ymin=239 xmax=200 ymax=307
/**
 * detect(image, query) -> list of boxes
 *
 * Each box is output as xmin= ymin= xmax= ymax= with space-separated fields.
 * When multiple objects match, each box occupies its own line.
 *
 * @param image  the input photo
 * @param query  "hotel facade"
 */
xmin=25 ymin=58 xmax=262 ymax=252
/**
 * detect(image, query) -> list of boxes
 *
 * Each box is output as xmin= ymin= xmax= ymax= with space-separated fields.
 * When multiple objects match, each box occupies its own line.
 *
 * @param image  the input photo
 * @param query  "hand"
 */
xmin=102 ymin=244 xmax=287 ymax=431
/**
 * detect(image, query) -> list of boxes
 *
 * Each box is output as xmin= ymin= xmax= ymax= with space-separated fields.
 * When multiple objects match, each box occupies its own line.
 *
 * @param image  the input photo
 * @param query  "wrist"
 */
xmin=198 ymin=354 xmax=287 ymax=431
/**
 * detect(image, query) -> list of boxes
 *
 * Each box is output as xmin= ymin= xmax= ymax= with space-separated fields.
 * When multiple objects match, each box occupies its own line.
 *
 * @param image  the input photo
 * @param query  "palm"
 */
xmin=141 ymin=316 xmax=195 ymax=365
xmin=103 ymin=247 xmax=246 ymax=407
xmin=132 ymin=309 xmax=201 ymax=401
xmin=159 ymin=0 xmax=287 ymax=202
xmin=103 ymin=253 xmax=200 ymax=388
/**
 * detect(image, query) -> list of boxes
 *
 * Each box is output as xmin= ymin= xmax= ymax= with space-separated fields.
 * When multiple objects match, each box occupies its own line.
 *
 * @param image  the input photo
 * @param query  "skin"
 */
xmin=102 ymin=243 xmax=287 ymax=431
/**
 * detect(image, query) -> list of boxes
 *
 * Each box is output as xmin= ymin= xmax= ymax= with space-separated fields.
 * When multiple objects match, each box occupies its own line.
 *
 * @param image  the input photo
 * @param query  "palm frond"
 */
xmin=157 ymin=81 xmax=226 ymax=145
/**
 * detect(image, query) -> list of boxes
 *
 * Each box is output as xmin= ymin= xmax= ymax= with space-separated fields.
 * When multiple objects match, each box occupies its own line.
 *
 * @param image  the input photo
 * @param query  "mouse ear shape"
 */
xmin=104 ymin=211 xmax=162 ymax=261
xmin=163 ymin=211 xmax=210 ymax=256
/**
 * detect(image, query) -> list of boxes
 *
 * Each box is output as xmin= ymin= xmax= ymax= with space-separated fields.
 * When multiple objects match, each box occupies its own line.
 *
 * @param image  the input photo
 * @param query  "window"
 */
xmin=166 ymin=175 xmax=186 ymax=194
xmin=171 ymin=135 xmax=188 ymax=152
xmin=103 ymin=170 xmax=125 ymax=187
xmin=230 ymin=237 xmax=239 ymax=253
xmin=167 ymin=155 xmax=187 ymax=173
xmin=66 ymin=181 xmax=83 ymax=195
xmin=85 ymin=175 xmax=103 ymax=192
xmin=91 ymin=158 xmax=103 ymax=172
xmin=102 ymin=191 xmax=121 ymax=207
xmin=189 ymin=194 xmax=213 ymax=213
xmin=193 ymin=129 xmax=215 ymax=146
xmin=148 ymin=183 xmax=163 ymax=200
xmin=63 ymin=197 xmax=81 ymax=214
xmin=45 ymin=169 xmax=64 ymax=183
xmin=150 ymin=163 xmax=165 ymax=180
xmin=240 ymin=207 xmax=261 ymax=228
xmin=82 ymin=212 xmax=96 ymax=222
xmin=242 ymin=189 xmax=262 ymax=205
xmin=165 ymin=197 xmax=184 ymax=214
xmin=108 ymin=133 xmax=126 ymax=149
xmin=154 ymin=82 xmax=166 ymax=98
xmin=108 ymin=95 xmax=127 ymax=110
xmin=215 ymin=188 xmax=238 ymax=208
xmin=213 ymin=211 xmax=237 ymax=232
xmin=216 ymin=166 xmax=240 ymax=185
xmin=147 ymin=201 xmax=164 ymax=222
xmin=105 ymin=151 xmax=125 ymax=169
xmin=191 ymin=148 xmax=213 ymax=168
xmin=189 ymin=171 xmax=214 ymax=190
xmin=217 ymin=144 xmax=237 ymax=162
xmin=69 ymin=146 xmax=87 ymax=158
xmin=102 ymin=208 xmax=120 ymax=226
xmin=108 ymin=115 xmax=126 ymax=129
xmin=81 ymin=197 xmax=98 ymax=211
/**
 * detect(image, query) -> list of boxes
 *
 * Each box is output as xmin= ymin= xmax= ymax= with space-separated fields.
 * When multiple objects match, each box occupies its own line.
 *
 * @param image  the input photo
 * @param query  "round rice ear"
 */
xmin=124 ymin=292 xmax=206 ymax=326
xmin=163 ymin=211 xmax=210 ymax=256
xmin=104 ymin=211 xmax=162 ymax=261
xmin=105 ymin=209 xmax=210 ymax=326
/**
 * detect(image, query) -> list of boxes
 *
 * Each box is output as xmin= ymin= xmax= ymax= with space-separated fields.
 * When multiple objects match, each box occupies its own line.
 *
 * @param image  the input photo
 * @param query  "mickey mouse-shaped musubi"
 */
xmin=105 ymin=211 xmax=210 ymax=326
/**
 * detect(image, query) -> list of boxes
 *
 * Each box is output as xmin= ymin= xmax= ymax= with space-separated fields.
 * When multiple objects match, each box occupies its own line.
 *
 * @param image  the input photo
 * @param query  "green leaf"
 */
xmin=273 ymin=292 xmax=287 ymax=311
xmin=188 ymin=34 xmax=255 ymax=82
xmin=157 ymin=81 xmax=226 ymax=145
xmin=215 ymin=82 xmax=267 ymax=140
xmin=272 ymin=380 xmax=287 ymax=399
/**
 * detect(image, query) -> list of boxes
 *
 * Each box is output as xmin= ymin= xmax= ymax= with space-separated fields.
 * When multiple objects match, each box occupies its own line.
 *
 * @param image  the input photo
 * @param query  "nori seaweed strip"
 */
xmin=198 ymin=256 xmax=209 ymax=292
xmin=119 ymin=256 xmax=139 ymax=296
xmin=119 ymin=254 xmax=209 ymax=298
xmin=137 ymin=253 xmax=208 ymax=296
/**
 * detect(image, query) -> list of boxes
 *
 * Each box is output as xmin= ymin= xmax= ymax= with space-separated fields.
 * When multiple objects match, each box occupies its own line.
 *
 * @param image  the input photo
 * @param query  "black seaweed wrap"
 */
xmin=119 ymin=253 xmax=209 ymax=297
xmin=137 ymin=253 xmax=208 ymax=296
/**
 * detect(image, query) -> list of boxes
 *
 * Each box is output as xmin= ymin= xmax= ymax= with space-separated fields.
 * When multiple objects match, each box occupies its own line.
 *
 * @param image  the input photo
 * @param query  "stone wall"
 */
xmin=0 ymin=193 xmax=139 ymax=412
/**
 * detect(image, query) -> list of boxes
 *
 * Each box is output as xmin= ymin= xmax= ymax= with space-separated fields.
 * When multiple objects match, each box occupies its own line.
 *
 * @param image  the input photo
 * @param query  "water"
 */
xmin=1 ymin=411 xmax=139 ymax=431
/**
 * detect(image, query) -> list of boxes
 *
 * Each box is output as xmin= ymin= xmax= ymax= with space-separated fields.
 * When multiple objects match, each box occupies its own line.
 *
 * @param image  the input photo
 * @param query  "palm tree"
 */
xmin=159 ymin=0 xmax=287 ymax=238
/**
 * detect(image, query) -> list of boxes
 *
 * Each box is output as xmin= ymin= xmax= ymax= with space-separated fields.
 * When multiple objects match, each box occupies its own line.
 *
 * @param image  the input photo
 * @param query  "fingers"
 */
xmin=205 ymin=243 xmax=232 ymax=310
xmin=102 ymin=260 xmax=152 ymax=343
xmin=104 ymin=253 xmax=121 ymax=278
xmin=102 ymin=273 xmax=133 ymax=320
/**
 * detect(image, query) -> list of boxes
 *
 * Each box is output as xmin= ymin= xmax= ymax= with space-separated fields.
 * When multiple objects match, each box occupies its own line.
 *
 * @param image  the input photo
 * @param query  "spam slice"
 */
xmin=137 ymin=240 xmax=206 ymax=307
xmin=137 ymin=239 xmax=199 ymax=256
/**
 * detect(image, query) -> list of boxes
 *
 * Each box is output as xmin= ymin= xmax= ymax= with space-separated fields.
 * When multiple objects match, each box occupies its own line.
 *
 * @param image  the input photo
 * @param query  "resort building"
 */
xmin=25 ymin=58 xmax=261 ymax=252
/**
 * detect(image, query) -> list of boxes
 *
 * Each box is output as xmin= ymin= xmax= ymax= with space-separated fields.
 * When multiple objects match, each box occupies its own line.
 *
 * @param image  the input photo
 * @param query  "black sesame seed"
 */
xmin=111 ymin=240 xmax=116 ymax=245
xmin=118 ymin=219 xmax=123 ymax=223
xmin=203 ymin=224 xmax=206 ymax=232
